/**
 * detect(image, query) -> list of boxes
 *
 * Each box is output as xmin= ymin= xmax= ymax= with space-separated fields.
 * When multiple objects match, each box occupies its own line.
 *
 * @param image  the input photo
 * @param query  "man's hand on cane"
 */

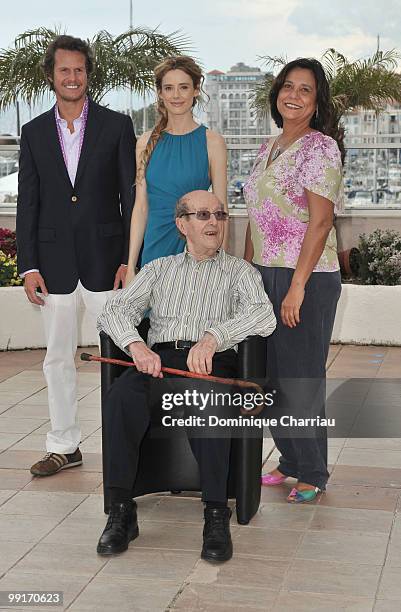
xmin=128 ymin=341 xmax=163 ymax=378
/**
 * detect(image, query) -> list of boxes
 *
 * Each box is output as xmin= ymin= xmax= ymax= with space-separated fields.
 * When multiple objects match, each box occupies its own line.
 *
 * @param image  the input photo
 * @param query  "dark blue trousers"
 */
xmin=256 ymin=265 xmax=341 ymax=490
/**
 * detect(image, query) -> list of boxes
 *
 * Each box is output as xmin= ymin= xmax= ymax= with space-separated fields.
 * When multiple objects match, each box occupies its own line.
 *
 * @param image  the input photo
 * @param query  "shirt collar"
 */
xmin=55 ymin=96 xmax=88 ymax=125
xmin=177 ymin=246 xmax=226 ymax=269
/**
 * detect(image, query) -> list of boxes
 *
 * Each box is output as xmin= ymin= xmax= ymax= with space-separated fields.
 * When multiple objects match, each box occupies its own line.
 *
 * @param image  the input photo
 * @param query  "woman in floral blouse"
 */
xmin=244 ymin=58 xmax=343 ymax=504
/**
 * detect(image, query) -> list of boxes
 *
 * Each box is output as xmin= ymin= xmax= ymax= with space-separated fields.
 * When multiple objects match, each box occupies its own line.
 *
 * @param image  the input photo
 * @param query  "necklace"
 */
xmin=271 ymin=142 xmax=282 ymax=161
xmin=271 ymin=131 xmax=311 ymax=163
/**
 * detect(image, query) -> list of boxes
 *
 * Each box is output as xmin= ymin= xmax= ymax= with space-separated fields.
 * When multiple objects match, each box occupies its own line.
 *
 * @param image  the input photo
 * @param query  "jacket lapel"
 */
xmin=43 ymin=107 xmax=73 ymax=189
xmin=74 ymin=99 xmax=102 ymax=187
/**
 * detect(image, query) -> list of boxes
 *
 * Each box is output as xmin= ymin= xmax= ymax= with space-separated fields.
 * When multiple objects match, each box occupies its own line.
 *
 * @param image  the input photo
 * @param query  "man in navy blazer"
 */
xmin=17 ymin=35 xmax=136 ymax=476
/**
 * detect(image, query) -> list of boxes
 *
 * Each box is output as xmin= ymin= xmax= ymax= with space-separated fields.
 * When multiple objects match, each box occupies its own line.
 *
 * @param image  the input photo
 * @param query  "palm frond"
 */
xmin=257 ymin=54 xmax=287 ymax=71
xmin=362 ymin=48 xmax=401 ymax=71
xmin=321 ymin=48 xmax=347 ymax=80
xmin=330 ymin=52 xmax=401 ymax=112
xmin=89 ymin=28 xmax=192 ymax=101
xmin=249 ymin=73 xmax=275 ymax=117
xmin=14 ymin=27 xmax=63 ymax=48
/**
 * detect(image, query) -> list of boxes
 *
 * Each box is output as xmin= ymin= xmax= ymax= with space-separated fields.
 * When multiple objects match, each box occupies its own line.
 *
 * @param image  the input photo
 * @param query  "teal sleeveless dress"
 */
xmin=140 ymin=124 xmax=211 ymax=266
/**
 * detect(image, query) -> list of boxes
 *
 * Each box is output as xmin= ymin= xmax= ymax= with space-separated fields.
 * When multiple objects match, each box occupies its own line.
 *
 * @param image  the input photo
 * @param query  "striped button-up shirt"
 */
xmin=97 ymin=249 xmax=276 ymax=353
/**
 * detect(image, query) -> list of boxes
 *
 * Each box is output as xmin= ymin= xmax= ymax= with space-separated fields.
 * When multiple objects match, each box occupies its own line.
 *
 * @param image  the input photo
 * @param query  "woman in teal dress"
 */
xmin=125 ymin=56 xmax=228 ymax=282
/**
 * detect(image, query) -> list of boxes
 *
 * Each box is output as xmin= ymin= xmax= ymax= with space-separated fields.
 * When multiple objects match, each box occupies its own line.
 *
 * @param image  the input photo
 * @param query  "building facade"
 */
xmin=205 ymin=62 xmax=271 ymax=136
xmin=204 ymin=63 xmax=272 ymax=205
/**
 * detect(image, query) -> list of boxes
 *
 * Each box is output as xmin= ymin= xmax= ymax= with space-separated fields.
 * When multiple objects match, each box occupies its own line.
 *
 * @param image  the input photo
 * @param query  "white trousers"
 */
xmin=41 ymin=281 xmax=113 ymax=454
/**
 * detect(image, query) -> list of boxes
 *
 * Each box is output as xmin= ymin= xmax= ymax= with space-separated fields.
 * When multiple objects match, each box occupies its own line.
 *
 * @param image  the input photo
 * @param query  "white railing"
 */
xmin=224 ymin=134 xmax=401 ymax=211
xmin=2 ymin=136 xmax=401 ymax=213
xmin=0 ymin=143 xmax=19 ymax=213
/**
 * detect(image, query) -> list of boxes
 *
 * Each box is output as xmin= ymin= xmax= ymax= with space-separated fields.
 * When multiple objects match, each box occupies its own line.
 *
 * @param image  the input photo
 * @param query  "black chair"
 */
xmin=100 ymin=326 xmax=267 ymax=524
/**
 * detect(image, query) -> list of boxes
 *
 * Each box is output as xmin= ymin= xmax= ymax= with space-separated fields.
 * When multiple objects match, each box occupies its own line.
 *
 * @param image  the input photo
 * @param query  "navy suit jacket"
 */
xmin=16 ymin=98 xmax=136 ymax=294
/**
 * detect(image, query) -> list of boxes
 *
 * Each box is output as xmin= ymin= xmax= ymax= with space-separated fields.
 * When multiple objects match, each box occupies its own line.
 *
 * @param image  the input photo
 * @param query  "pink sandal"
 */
xmin=261 ymin=472 xmax=288 ymax=486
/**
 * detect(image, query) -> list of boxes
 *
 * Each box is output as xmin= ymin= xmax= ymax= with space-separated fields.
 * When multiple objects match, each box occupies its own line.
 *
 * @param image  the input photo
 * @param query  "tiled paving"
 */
xmin=0 ymin=345 xmax=400 ymax=611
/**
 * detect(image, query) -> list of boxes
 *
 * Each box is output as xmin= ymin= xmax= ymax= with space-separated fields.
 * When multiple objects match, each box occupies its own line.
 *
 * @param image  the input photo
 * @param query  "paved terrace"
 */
xmin=0 ymin=345 xmax=401 ymax=611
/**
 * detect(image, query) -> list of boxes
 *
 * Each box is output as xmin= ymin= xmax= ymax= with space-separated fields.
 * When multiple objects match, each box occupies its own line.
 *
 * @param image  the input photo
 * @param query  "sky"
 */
xmin=1 ymin=0 xmax=401 ymax=133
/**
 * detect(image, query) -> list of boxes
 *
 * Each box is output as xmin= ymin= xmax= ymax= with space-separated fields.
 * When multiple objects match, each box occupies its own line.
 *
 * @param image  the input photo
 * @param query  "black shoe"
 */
xmin=96 ymin=500 xmax=139 ymax=555
xmin=201 ymin=507 xmax=233 ymax=563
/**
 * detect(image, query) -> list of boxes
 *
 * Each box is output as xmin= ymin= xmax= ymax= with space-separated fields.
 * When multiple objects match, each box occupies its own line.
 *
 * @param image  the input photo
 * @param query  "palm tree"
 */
xmin=0 ymin=27 xmax=192 ymax=110
xmin=252 ymin=48 xmax=401 ymax=137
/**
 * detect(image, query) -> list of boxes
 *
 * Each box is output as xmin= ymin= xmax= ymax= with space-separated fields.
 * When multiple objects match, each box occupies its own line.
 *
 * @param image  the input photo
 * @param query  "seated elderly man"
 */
xmin=96 ymin=190 xmax=276 ymax=562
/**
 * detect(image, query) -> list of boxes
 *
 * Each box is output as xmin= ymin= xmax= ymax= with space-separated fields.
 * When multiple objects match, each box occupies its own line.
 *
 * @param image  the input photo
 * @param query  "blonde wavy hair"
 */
xmin=138 ymin=56 xmax=205 ymax=181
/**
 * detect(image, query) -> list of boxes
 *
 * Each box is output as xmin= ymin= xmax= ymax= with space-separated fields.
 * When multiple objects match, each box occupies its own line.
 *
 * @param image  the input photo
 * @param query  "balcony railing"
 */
xmin=2 ymin=134 xmax=401 ymax=214
xmin=224 ymin=133 xmax=401 ymax=212
xmin=0 ymin=141 xmax=19 ymax=213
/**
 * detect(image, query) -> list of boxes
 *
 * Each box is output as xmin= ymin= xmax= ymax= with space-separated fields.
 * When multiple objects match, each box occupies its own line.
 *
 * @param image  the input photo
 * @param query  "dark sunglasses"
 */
xmin=180 ymin=210 xmax=229 ymax=221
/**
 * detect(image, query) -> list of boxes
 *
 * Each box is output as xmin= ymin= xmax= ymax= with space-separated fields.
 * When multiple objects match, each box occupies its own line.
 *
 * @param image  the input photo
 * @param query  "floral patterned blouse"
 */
xmin=244 ymin=131 xmax=344 ymax=272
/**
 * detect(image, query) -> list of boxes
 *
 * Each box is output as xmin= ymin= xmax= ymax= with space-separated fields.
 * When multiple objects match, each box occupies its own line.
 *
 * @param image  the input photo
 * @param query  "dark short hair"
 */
xmin=269 ymin=58 xmax=331 ymax=135
xmin=175 ymin=196 xmax=189 ymax=219
xmin=42 ymin=35 xmax=94 ymax=90
xmin=175 ymin=197 xmax=189 ymax=240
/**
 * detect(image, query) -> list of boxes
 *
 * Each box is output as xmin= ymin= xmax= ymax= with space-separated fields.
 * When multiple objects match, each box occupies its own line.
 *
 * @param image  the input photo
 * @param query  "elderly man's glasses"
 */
xmin=180 ymin=210 xmax=229 ymax=221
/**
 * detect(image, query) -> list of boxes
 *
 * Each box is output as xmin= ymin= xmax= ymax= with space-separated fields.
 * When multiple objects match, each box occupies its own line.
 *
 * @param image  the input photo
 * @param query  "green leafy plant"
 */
xmin=0 ymin=250 xmax=23 ymax=287
xmin=357 ymin=229 xmax=401 ymax=285
xmin=0 ymin=26 xmax=192 ymax=109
